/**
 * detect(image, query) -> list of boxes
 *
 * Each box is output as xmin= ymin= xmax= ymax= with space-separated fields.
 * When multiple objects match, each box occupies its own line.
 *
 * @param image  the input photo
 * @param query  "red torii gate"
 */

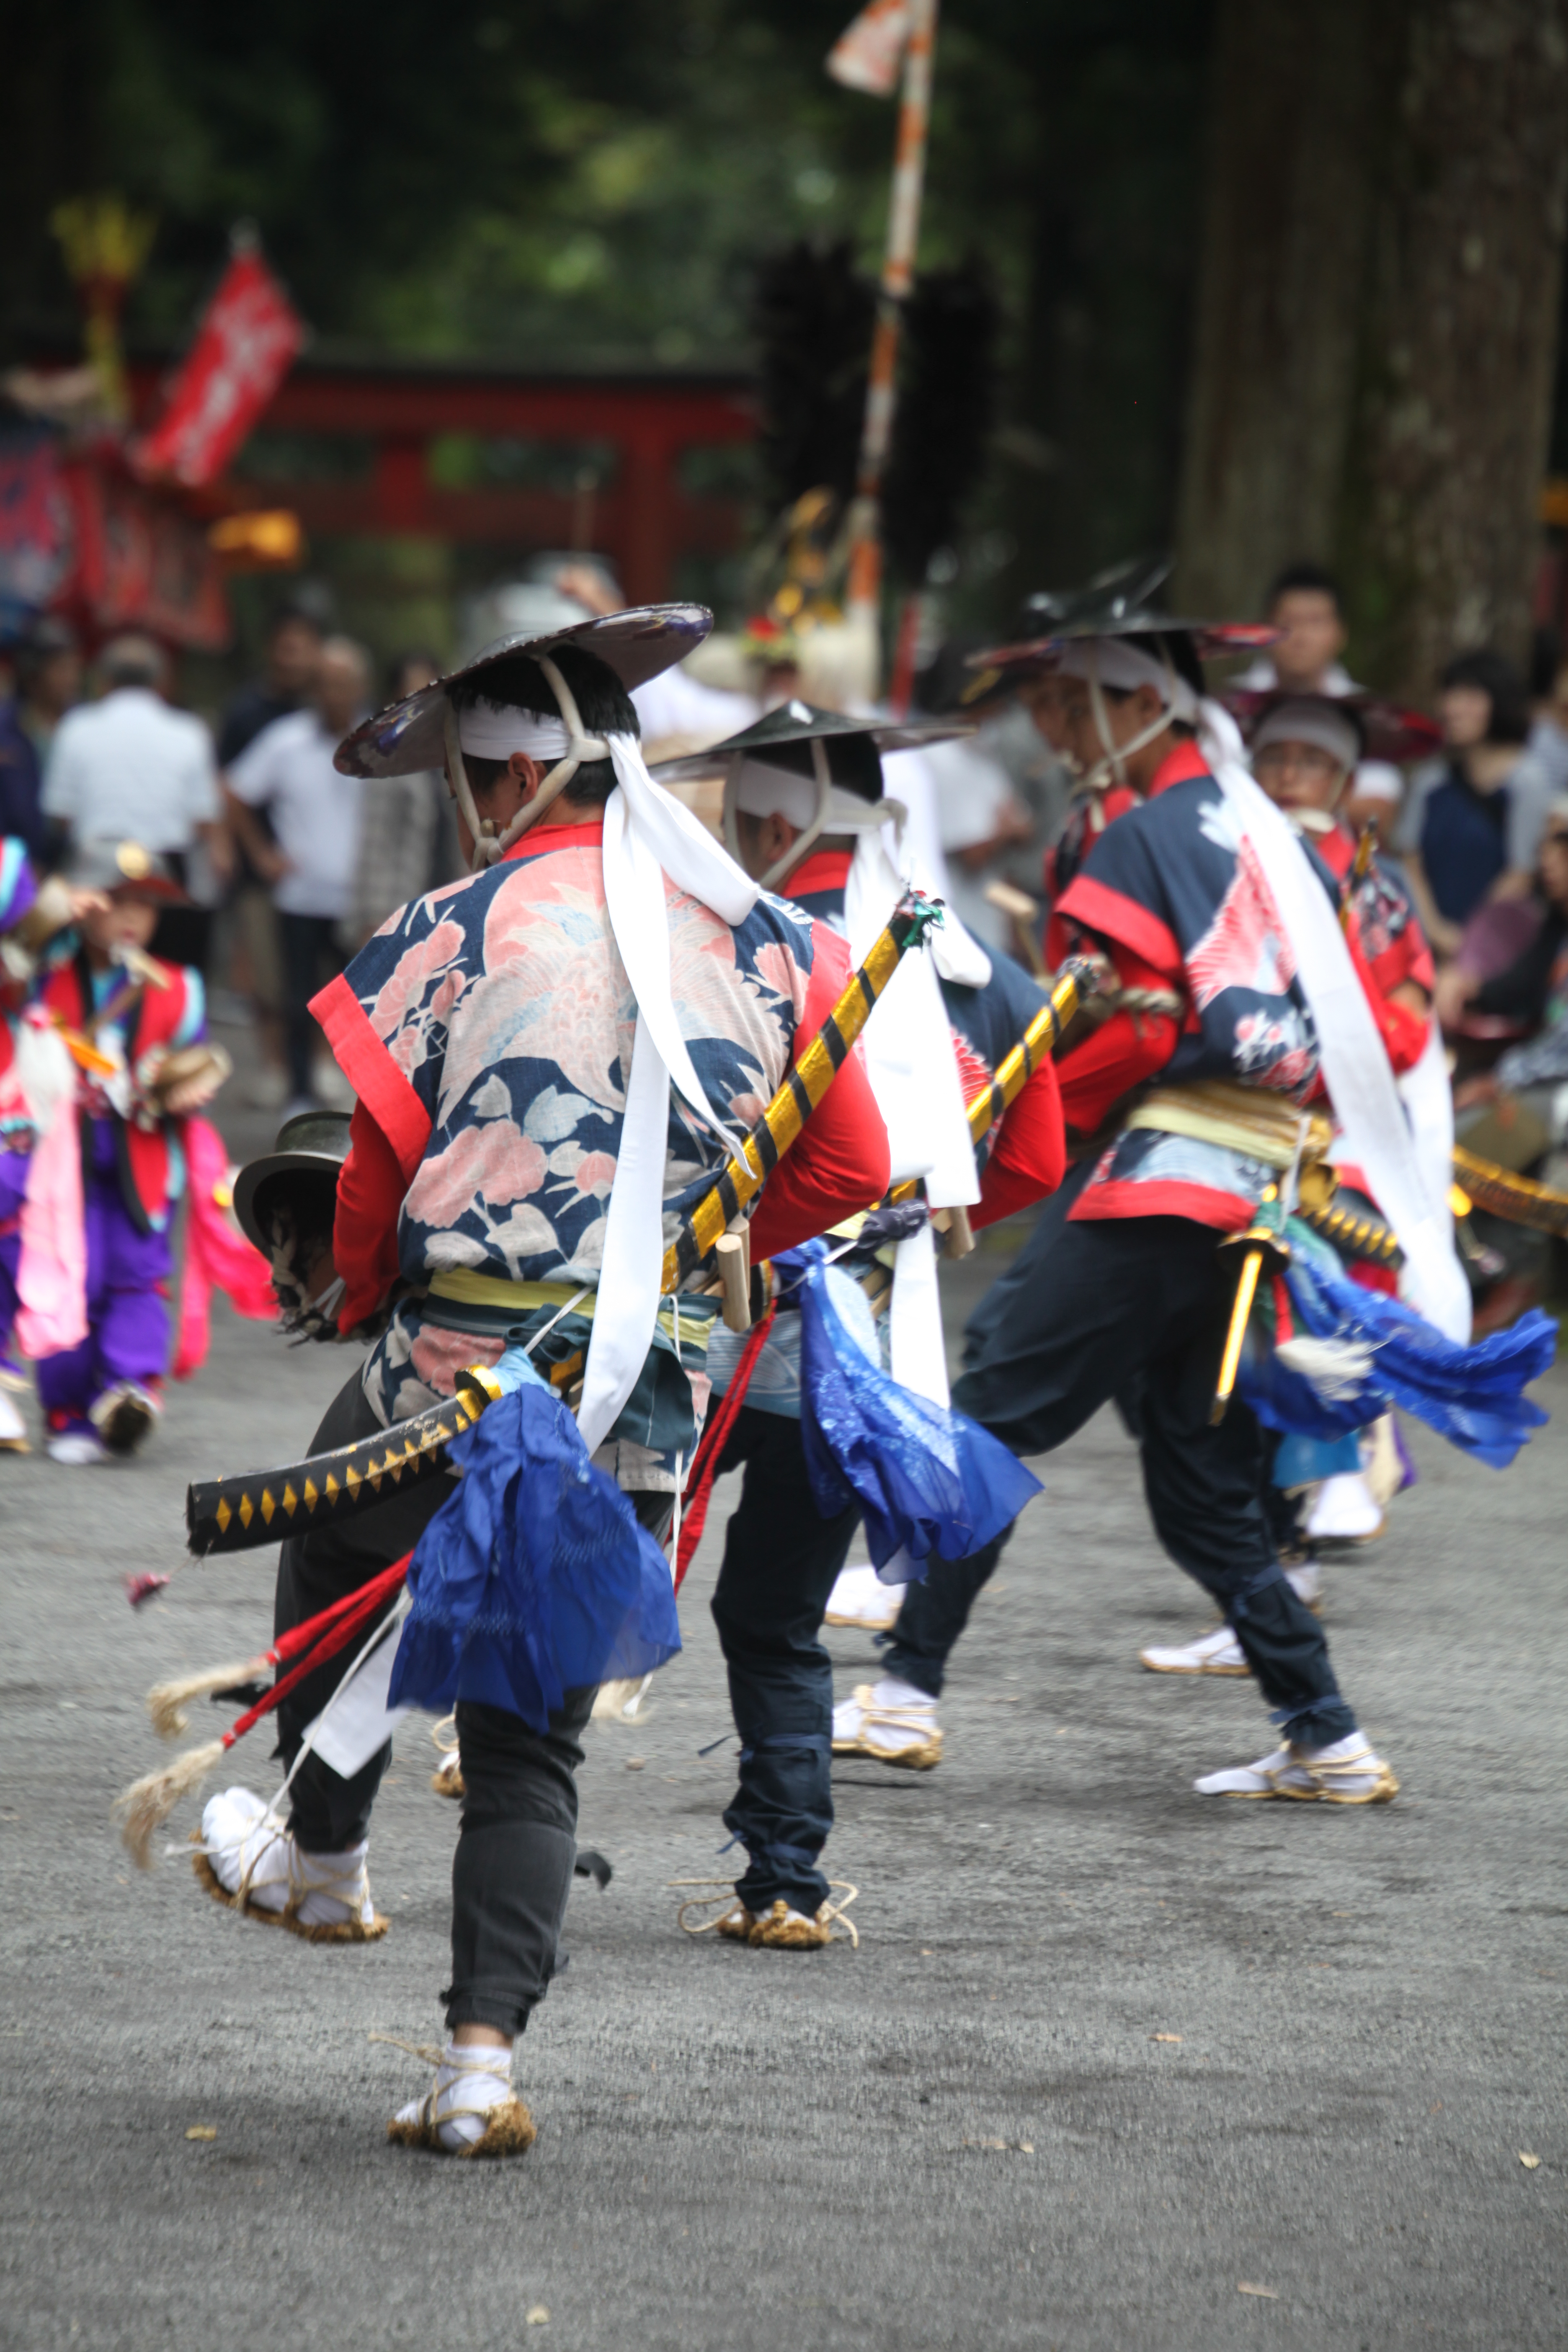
xmin=124 ymin=353 xmax=760 ymax=607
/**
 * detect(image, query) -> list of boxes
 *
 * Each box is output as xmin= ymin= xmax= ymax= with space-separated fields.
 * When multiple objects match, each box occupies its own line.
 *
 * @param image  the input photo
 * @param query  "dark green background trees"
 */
xmin=8 ymin=0 xmax=1568 ymax=687
xmin=2 ymin=0 xmax=1211 ymax=623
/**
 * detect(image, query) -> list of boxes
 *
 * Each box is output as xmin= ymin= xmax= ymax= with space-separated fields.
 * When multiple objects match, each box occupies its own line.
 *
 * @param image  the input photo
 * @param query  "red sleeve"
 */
xmin=1328 ymin=921 xmax=1430 ymax=1083
xmin=334 ymin=1099 xmax=408 ymax=1333
xmin=747 ymin=921 xmax=892 ymax=1258
xmin=973 ymin=1057 xmax=1066 ymax=1228
xmin=1052 ymin=936 xmax=1182 ymax=1135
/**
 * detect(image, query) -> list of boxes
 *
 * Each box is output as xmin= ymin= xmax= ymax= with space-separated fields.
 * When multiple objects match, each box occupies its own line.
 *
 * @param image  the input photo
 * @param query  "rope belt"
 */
xmin=425 ymin=1269 xmax=716 ymax=1356
xmin=1123 ymin=1079 xmax=1335 ymax=1171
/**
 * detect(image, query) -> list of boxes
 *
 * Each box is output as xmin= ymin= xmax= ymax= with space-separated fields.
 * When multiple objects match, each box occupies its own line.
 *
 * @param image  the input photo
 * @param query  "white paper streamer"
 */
xmin=1197 ymin=701 xmax=1470 ymax=1344
xmin=576 ymin=734 xmax=761 ymax=1455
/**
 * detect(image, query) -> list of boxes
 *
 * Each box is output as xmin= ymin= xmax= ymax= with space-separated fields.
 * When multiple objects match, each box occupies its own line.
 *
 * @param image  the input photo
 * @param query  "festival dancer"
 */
xmin=834 ymin=612 xmax=1543 ymax=1804
xmin=34 ymin=842 xmax=227 ymax=1464
xmin=182 ymin=609 xmax=892 ymax=2153
xmin=975 ymin=559 xmax=1277 ymax=968
xmin=648 ymin=705 xmax=1064 ymax=1940
xmin=0 ymin=839 xmax=98 ymax=1452
xmin=1140 ymin=687 xmax=1440 ymax=1674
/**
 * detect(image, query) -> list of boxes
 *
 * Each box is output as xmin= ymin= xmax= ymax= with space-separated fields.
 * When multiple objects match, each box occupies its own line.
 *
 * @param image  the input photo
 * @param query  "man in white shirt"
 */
xmin=226 ymin=637 xmax=369 ymax=1114
xmin=42 ymin=634 xmax=227 ymax=968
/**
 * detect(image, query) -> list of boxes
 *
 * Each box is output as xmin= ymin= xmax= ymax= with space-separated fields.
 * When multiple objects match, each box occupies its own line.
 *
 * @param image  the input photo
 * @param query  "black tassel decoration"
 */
xmin=883 ymin=258 xmax=1001 ymax=590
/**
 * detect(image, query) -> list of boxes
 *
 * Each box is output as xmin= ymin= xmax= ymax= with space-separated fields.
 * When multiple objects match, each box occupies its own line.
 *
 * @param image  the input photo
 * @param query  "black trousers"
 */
xmin=883 ymin=1165 xmax=1357 ymax=1749
xmin=278 ymin=910 xmax=345 ymax=1100
xmin=274 ymin=1370 xmax=636 ymax=2037
xmin=709 ymin=1407 xmax=862 ymax=1918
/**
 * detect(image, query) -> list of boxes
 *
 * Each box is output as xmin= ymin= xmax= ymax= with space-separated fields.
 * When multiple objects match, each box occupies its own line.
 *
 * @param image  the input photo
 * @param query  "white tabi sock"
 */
xmin=394 ymin=2040 xmax=514 ymax=2152
xmin=200 ymin=1787 xmax=377 ymax=1928
xmin=870 ymin=1674 xmax=936 ymax=1713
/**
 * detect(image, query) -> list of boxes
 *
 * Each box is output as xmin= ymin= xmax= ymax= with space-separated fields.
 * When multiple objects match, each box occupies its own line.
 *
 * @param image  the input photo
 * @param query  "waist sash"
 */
xmin=1123 ymin=1079 xmax=1333 ymax=1171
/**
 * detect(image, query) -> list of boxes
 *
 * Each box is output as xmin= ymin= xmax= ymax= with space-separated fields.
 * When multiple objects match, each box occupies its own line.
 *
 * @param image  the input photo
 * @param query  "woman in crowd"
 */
xmin=1398 ymin=650 xmax=1554 ymax=958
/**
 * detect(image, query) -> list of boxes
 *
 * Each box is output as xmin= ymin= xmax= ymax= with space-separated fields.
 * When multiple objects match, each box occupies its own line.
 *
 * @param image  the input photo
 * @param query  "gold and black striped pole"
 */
xmin=965 ymin=956 xmax=1097 ymax=1144
xmin=186 ymin=891 xmax=944 ymax=1558
xmin=658 ymin=889 xmax=944 ymax=1294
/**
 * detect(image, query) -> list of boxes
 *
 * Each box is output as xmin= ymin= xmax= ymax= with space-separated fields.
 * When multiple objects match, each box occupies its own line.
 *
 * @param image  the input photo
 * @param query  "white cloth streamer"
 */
xmin=844 ymin=827 xmax=981 ymax=1208
xmin=577 ymin=735 xmax=761 ymax=1455
xmin=1196 ymin=701 xmax=1470 ymax=1343
xmin=878 ymin=1218 xmax=950 ymax=1589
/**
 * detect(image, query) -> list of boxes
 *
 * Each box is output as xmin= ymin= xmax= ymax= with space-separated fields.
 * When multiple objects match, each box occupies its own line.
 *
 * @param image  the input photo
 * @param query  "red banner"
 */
xmin=132 ymin=246 xmax=304 ymax=490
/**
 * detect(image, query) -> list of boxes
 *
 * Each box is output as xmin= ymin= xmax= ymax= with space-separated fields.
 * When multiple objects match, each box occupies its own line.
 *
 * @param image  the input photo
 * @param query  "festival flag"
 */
xmin=132 ymin=238 xmax=304 ymax=489
xmin=827 ymin=0 xmax=911 ymax=95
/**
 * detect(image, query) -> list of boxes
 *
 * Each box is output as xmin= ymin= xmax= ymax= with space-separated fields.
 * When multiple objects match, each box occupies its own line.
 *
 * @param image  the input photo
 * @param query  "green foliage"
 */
xmin=4 ymin=0 xmax=1213 ymax=615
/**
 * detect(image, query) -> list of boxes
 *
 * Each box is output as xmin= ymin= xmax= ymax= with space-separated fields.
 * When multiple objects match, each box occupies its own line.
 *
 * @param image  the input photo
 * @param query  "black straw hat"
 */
xmin=335 ymin=604 xmax=713 ymax=779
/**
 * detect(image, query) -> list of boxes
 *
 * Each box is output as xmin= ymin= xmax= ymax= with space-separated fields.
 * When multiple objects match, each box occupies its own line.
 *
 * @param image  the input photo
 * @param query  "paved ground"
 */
xmin=3 ymin=1048 xmax=1565 ymax=2351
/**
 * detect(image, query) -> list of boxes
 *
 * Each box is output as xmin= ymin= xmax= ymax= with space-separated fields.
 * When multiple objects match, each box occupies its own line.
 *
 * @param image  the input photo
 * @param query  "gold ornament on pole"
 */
xmin=50 ymin=195 xmax=156 ymax=423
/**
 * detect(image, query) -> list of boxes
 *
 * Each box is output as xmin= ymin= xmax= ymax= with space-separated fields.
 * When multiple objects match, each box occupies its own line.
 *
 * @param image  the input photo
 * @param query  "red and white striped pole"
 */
xmin=845 ymin=0 xmax=940 ymax=650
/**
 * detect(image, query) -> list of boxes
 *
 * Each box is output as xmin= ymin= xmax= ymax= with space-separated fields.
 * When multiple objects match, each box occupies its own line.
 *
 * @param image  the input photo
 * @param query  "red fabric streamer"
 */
xmin=673 ymin=1308 xmax=777 ymax=1591
xmin=219 ymin=1555 xmax=413 ymax=1753
xmin=173 ymin=1117 xmax=279 ymax=1380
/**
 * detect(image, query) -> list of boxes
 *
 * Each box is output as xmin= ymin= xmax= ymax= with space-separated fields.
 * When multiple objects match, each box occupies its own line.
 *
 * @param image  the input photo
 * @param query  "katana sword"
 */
xmin=1212 ymin=1114 xmax=1311 ymax=1425
xmin=1452 ymin=1146 xmax=1568 ymax=1238
xmin=185 ymin=890 xmax=944 ymax=1558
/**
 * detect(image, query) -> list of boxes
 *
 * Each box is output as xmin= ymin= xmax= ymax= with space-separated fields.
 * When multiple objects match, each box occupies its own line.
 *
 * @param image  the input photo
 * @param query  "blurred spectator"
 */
xmin=923 ymin=733 xmax=1033 ymax=953
xmin=340 ymin=650 xmax=458 ymax=949
xmin=217 ymin=591 xmax=330 ymax=764
xmin=17 ymin=617 xmax=82 ymax=771
xmin=217 ymin=597 xmax=329 ymax=1109
xmin=1527 ymin=625 xmax=1568 ymax=797
xmin=0 ymin=643 xmax=43 ymax=860
xmin=225 ymin=637 xmax=369 ymax=1117
xmin=1436 ymin=801 xmax=1568 ymax=1093
xmin=1341 ymin=760 xmax=1405 ymax=838
xmin=41 ymin=634 xmax=228 ymax=969
xmin=1396 ymin=650 xmax=1552 ymax=959
xmin=1231 ymin=562 xmax=1357 ymax=697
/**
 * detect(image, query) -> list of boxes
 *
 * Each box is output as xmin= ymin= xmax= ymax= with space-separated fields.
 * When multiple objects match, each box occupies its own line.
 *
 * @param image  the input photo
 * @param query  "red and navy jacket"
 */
xmin=1054 ymin=747 xmax=1407 ymax=1230
xmin=1042 ymin=783 xmax=1142 ymax=972
xmin=1313 ymin=820 xmax=1434 ymax=1073
xmin=42 ymin=953 xmax=206 ymax=1231
xmin=784 ymin=846 xmax=1065 ymax=1226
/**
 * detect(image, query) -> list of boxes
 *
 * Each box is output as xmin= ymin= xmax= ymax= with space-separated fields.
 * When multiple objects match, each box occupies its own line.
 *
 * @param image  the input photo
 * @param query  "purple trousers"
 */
xmin=0 ymin=1146 xmax=29 ymax=1377
xmin=35 ymin=1182 xmax=171 ymax=1424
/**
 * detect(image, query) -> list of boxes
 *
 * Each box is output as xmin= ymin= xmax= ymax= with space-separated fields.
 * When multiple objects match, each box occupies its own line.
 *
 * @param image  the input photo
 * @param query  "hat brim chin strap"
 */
xmin=722 ymin=740 xmax=901 ymax=893
xmin=445 ymin=652 xmax=610 ymax=872
xmin=1081 ymin=640 xmax=1181 ymax=796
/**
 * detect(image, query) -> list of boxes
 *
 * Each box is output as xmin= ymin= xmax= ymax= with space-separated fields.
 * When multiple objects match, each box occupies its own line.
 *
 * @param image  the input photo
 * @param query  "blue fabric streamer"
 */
xmin=388 ymin=1357 xmax=681 ymax=1731
xmin=782 ymin=1240 xmax=1042 ymax=1572
xmin=1238 ymin=1219 xmax=1556 ymax=1472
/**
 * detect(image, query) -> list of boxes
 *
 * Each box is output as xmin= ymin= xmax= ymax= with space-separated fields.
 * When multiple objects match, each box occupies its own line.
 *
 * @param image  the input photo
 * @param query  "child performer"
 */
xmin=36 ymin=841 xmax=227 ymax=1464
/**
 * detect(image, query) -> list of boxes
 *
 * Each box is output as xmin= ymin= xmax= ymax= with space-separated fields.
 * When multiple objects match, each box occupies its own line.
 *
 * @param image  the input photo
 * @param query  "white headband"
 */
xmin=456 ymin=699 xmax=608 ymax=763
xmin=1056 ymin=637 xmax=1200 ymax=721
xmin=1251 ymin=699 xmax=1360 ymax=774
xmin=1347 ymin=758 xmax=1404 ymax=806
xmin=730 ymin=756 xmax=890 ymax=836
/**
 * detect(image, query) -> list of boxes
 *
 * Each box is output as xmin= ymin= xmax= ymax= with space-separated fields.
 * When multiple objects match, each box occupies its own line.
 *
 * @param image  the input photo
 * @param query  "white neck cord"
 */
xmin=1081 ymin=638 xmax=1179 ymax=794
xmin=722 ymin=738 xmax=837 ymax=891
xmin=444 ymin=652 xmax=611 ymax=872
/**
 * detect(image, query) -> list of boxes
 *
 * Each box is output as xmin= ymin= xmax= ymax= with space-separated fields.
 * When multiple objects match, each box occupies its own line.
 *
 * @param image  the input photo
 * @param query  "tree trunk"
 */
xmin=1345 ymin=3 xmax=1568 ymax=691
xmin=1173 ymin=0 xmax=1391 ymax=621
xmin=1176 ymin=0 xmax=1568 ymax=698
